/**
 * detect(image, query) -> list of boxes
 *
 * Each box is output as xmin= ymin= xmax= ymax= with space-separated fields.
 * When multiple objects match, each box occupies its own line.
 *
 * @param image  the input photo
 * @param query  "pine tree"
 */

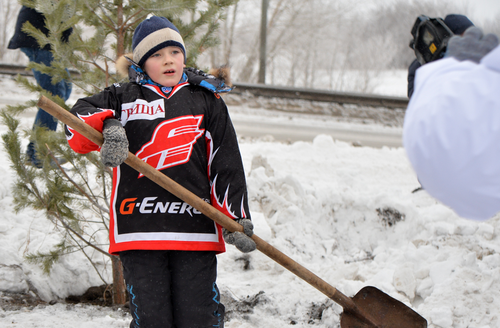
xmin=1 ymin=0 xmax=236 ymax=305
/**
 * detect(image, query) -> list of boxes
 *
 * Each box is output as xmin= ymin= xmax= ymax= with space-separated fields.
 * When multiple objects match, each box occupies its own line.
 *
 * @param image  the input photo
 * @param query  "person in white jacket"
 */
xmin=403 ymin=27 xmax=499 ymax=221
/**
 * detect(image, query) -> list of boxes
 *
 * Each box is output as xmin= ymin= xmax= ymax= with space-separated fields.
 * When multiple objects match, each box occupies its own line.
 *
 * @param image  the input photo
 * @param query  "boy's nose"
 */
xmin=164 ymin=55 xmax=173 ymax=64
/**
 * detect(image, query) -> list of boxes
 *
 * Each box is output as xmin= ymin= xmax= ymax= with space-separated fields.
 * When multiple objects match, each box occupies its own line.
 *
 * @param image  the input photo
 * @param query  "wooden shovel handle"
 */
xmin=37 ymin=96 xmax=366 ymax=317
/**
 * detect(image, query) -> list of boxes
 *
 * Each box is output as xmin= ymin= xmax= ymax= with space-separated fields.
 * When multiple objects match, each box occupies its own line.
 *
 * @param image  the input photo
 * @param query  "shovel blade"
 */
xmin=340 ymin=286 xmax=427 ymax=328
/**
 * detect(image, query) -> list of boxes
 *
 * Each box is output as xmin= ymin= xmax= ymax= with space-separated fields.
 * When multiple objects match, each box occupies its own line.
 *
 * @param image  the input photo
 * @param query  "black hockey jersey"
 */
xmin=65 ymin=73 xmax=250 ymax=255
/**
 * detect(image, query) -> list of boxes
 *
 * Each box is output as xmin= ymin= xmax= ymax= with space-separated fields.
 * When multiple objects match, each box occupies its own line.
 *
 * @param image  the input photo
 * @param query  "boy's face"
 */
xmin=143 ymin=46 xmax=185 ymax=87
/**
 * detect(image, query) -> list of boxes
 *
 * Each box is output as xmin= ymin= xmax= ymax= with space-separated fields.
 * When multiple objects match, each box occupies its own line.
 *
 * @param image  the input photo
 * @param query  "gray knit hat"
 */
xmin=132 ymin=16 xmax=186 ymax=67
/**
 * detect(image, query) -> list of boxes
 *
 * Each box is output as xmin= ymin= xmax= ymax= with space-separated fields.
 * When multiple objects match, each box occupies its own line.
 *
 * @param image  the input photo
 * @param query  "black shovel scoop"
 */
xmin=37 ymin=96 xmax=427 ymax=328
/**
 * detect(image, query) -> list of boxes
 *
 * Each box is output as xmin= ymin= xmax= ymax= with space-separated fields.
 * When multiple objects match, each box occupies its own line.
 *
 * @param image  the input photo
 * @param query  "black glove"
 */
xmin=101 ymin=118 xmax=129 ymax=167
xmin=446 ymin=27 xmax=499 ymax=63
xmin=223 ymin=219 xmax=256 ymax=253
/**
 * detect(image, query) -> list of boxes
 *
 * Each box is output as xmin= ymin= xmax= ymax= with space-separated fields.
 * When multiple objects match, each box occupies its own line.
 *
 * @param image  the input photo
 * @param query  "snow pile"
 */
xmin=220 ymin=135 xmax=500 ymax=327
xmin=0 ymin=74 xmax=499 ymax=327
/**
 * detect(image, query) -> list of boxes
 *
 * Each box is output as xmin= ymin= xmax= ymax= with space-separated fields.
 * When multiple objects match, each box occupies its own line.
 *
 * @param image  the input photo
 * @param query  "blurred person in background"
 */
xmin=8 ymin=5 xmax=72 ymax=168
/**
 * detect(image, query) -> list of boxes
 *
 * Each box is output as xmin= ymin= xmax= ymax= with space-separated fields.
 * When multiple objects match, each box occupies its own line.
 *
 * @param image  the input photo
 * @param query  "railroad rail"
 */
xmin=0 ymin=63 xmax=81 ymax=77
xmin=0 ymin=63 xmax=408 ymax=109
xmin=0 ymin=63 xmax=34 ymax=76
xmin=231 ymin=83 xmax=408 ymax=109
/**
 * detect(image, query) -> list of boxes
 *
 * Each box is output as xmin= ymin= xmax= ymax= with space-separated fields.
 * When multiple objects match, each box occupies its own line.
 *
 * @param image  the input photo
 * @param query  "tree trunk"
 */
xmin=111 ymin=255 xmax=127 ymax=305
xmin=223 ymin=2 xmax=239 ymax=65
xmin=116 ymin=1 xmax=125 ymax=58
xmin=258 ymin=0 xmax=268 ymax=84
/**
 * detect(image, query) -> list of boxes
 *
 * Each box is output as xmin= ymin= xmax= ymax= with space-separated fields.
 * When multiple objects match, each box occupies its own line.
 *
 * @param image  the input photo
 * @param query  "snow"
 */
xmin=1 ymin=73 xmax=499 ymax=328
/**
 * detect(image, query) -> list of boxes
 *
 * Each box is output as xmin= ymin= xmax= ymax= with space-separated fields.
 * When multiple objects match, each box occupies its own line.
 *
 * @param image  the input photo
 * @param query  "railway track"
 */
xmin=0 ymin=63 xmax=404 ymax=147
xmin=0 ymin=63 xmax=408 ymax=110
xmin=231 ymin=82 xmax=408 ymax=109
xmin=0 ymin=63 xmax=34 ymax=76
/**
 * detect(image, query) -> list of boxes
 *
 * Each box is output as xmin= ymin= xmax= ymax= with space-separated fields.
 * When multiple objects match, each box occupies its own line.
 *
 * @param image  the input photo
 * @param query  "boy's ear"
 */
xmin=116 ymin=53 xmax=134 ymax=78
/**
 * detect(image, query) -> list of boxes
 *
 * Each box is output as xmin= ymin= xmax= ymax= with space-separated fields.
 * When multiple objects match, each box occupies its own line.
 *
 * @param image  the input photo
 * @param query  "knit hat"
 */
xmin=444 ymin=14 xmax=474 ymax=35
xmin=132 ymin=16 xmax=186 ymax=67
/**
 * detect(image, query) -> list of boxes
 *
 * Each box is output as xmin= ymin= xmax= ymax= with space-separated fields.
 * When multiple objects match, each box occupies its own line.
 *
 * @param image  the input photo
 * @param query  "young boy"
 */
xmin=65 ymin=16 xmax=255 ymax=328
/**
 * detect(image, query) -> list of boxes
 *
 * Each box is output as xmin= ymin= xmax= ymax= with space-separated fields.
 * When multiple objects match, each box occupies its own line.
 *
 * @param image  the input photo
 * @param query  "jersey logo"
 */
xmin=121 ymin=99 xmax=165 ymax=123
xmin=135 ymin=115 xmax=205 ymax=177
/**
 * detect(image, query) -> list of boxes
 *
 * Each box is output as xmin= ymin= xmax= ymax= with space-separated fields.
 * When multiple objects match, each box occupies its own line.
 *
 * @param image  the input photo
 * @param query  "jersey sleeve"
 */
xmin=205 ymin=94 xmax=251 ymax=221
xmin=65 ymin=87 xmax=119 ymax=154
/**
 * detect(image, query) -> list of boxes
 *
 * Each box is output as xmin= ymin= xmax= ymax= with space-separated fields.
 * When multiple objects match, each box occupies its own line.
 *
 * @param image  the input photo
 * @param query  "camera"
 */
xmin=409 ymin=15 xmax=454 ymax=64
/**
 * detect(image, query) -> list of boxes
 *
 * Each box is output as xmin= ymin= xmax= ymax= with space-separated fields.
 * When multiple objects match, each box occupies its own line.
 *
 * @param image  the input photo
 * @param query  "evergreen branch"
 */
xmin=83 ymin=0 xmax=116 ymax=31
xmin=75 ymin=159 xmax=111 ymax=213
xmin=84 ymin=220 xmax=110 ymax=224
xmin=52 ymin=211 xmax=111 ymax=259
xmin=66 ymin=230 xmax=108 ymax=285
xmin=0 ymin=113 xmax=46 ymax=213
xmin=138 ymin=3 xmax=185 ymax=13
xmin=66 ymin=79 xmax=96 ymax=97
xmin=79 ymin=59 xmax=108 ymax=74
xmin=122 ymin=9 xmax=147 ymax=30
xmin=24 ymin=240 xmax=74 ymax=274
xmin=67 ymin=155 xmax=108 ymax=208
xmin=104 ymin=59 xmax=109 ymax=88
xmin=25 ymin=249 xmax=62 ymax=274
xmin=99 ymin=167 xmax=111 ymax=234
xmin=45 ymin=144 xmax=110 ymax=215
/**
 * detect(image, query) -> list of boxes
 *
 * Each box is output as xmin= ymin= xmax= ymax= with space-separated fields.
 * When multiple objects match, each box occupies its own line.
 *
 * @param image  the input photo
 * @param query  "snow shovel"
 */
xmin=37 ymin=95 xmax=427 ymax=328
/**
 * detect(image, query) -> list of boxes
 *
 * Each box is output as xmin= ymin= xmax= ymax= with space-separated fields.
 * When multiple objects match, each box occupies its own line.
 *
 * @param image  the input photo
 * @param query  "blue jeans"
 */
xmin=21 ymin=47 xmax=72 ymax=166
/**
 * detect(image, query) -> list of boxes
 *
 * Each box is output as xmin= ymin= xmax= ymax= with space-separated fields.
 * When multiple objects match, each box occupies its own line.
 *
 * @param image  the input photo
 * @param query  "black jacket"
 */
xmin=407 ymin=59 xmax=421 ymax=99
xmin=8 ymin=6 xmax=72 ymax=50
xmin=66 ymin=71 xmax=249 ymax=255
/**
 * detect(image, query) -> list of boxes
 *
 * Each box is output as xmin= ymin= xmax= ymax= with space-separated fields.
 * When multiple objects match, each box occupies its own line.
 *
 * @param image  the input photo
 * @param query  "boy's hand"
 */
xmin=446 ymin=27 xmax=499 ymax=63
xmin=223 ymin=219 xmax=256 ymax=253
xmin=101 ymin=119 xmax=129 ymax=167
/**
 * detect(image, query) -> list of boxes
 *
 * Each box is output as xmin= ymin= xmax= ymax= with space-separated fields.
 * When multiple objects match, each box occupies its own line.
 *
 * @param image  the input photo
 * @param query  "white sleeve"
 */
xmin=403 ymin=45 xmax=500 ymax=220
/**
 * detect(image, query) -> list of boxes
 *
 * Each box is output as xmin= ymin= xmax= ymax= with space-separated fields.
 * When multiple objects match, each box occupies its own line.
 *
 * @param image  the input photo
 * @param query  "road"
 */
xmin=232 ymin=119 xmax=402 ymax=148
xmin=228 ymin=108 xmax=403 ymax=148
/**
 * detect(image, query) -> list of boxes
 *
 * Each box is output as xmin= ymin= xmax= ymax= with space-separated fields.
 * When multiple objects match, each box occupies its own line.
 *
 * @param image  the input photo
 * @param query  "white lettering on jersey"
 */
xmin=121 ymin=99 xmax=165 ymax=123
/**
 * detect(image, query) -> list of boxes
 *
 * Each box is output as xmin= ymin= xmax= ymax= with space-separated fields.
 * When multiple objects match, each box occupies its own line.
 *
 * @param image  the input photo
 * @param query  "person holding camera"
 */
xmin=404 ymin=26 xmax=499 ymax=221
xmin=407 ymin=14 xmax=474 ymax=98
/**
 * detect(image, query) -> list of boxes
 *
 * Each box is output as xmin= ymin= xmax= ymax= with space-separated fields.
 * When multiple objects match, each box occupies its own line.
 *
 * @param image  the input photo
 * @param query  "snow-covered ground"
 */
xmin=0 ymin=73 xmax=499 ymax=328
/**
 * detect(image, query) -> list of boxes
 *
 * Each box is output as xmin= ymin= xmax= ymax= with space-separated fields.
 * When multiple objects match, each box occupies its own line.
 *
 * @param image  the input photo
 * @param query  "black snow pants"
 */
xmin=120 ymin=250 xmax=225 ymax=328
